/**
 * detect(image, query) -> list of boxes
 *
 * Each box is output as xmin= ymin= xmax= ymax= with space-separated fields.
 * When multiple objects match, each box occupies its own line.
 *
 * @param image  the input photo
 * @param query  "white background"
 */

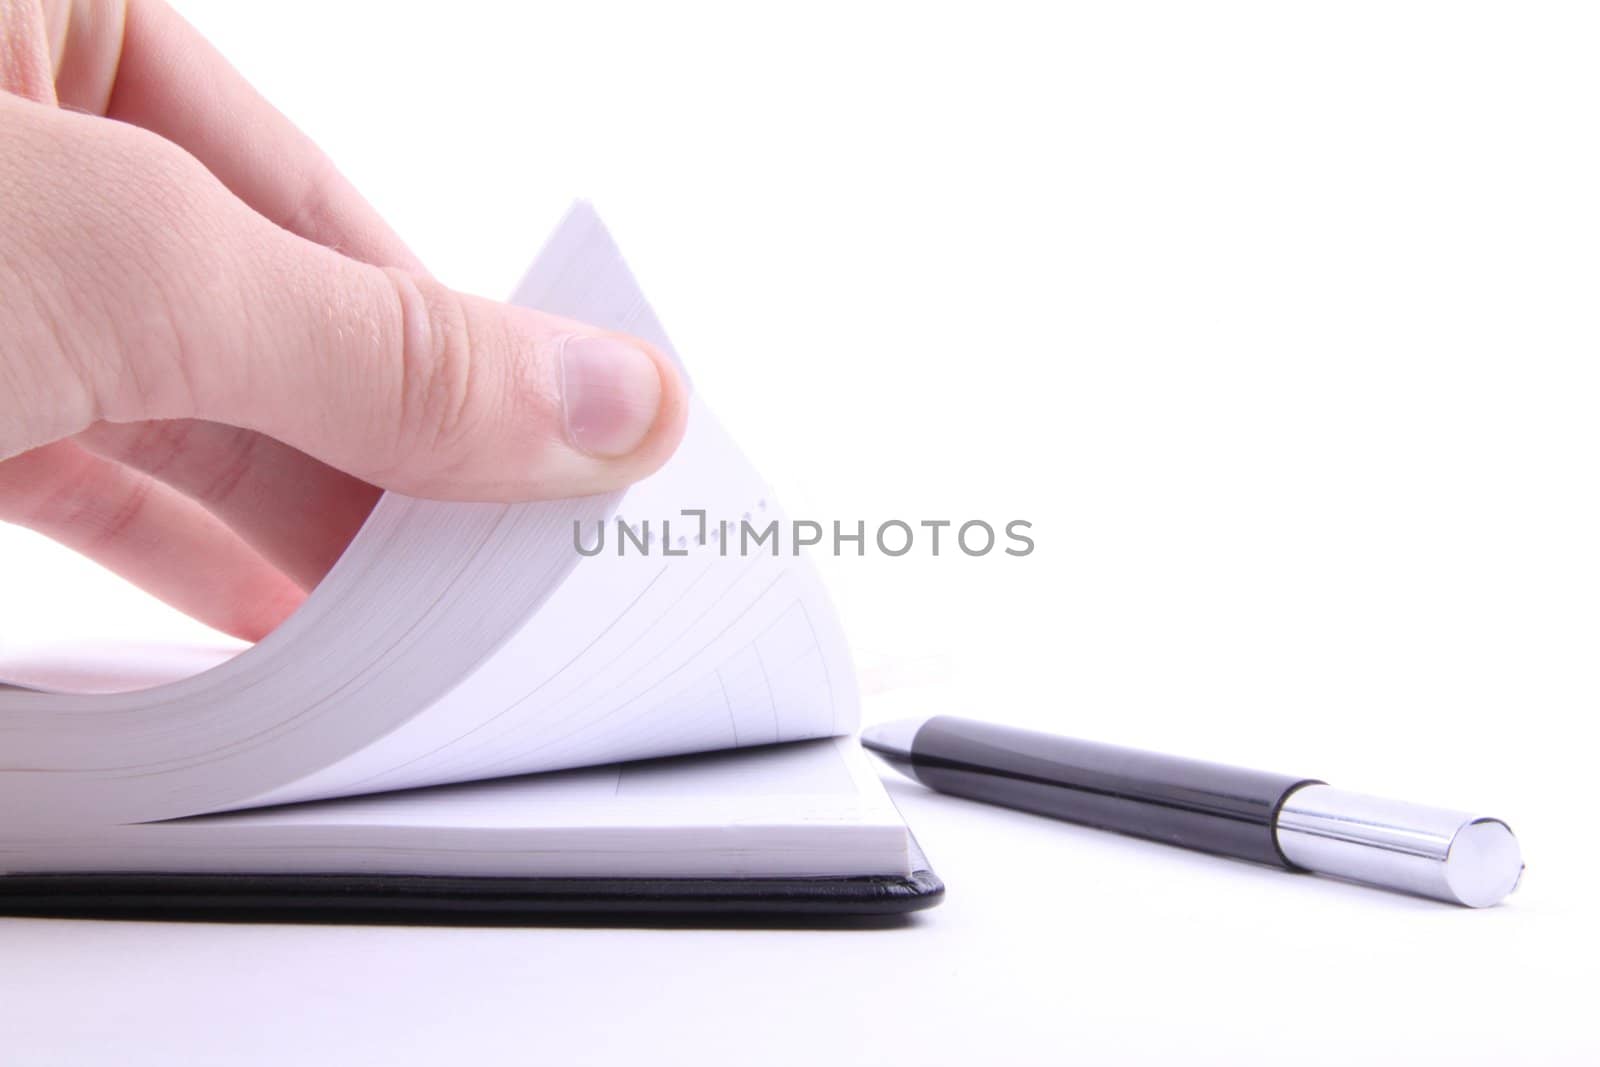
xmin=3 ymin=1 xmax=1597 ymax=1062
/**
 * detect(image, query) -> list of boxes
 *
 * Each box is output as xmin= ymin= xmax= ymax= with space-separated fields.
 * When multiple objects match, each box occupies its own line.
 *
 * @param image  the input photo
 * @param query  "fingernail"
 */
xmin=558 ymin=335 xmax=663 ymax=458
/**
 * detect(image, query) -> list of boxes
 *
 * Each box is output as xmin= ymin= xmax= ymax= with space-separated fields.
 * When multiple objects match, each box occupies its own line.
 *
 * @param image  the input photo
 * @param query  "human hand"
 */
xmin=0 ymin=0 xmax=688 ymax=641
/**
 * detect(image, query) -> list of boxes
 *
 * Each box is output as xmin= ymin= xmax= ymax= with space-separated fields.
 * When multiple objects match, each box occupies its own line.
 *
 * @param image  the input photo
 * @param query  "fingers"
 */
xmin=0 ymin=441 xmax=305 ymax=641
xmin=6 ymin=100 xmax=689 ymax=501
xmin=103 ymin=0 xmax=422 ymax=269
xmin=40 ymin=0 xmax=121 ymax=113
xmin=43 ymin=0 xmax=424 ymax=591
xmin=6 ymin=1 xmax=688 ymax=641
xmin=77 ymin=420 xmax=380 ymax=590
xmin=0 ymin=0 xmax=57 ymax=103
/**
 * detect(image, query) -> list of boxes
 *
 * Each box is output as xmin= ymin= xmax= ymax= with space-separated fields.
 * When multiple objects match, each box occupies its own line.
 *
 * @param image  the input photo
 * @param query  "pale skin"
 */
xmin=0 ymin=0 xmax=689 ymax=641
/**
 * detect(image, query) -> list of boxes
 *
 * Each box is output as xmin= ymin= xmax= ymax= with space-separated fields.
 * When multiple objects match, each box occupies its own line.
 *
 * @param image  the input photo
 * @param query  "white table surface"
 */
xmin=3 ymin=2 xmax=1596 ymax=1062
xmin=0 ymin=750 xmax=1588 ymax=1065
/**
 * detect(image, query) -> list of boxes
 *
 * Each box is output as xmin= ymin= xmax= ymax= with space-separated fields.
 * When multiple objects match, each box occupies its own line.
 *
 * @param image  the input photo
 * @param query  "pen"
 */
xmin=861 ymin=716 xmax=1524 ymax=907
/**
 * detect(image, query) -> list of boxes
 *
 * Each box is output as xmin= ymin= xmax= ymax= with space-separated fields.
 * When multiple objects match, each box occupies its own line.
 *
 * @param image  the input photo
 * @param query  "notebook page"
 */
xmin=236 ymin=208 xmax=858 ymax=810
xmin=247 ymin=394 xmax=858 ymax=807
xmin=0 ymin=740 xmax=909 ymax=879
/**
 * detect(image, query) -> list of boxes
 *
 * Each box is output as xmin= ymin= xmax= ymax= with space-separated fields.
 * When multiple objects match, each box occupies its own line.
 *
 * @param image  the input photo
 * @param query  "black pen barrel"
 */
xmin=907 ymin=716 xmax=1318 ymax=868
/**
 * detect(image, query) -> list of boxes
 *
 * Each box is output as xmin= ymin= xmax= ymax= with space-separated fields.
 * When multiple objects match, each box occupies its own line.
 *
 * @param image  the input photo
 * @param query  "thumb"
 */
xmin=54 ymin=112 xmax=688 ymax=501
xmin=197 ymin=252 xmax=689 ymax=501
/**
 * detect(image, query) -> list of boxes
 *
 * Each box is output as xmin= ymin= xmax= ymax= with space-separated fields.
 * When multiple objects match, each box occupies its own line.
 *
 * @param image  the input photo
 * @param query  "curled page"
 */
xmin=0 ymin=203 xmax=857 ymax=829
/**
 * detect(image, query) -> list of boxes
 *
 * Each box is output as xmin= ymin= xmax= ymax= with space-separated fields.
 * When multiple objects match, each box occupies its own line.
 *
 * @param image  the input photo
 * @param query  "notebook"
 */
xmin=0 ymin=204 xmax=941 ymax=922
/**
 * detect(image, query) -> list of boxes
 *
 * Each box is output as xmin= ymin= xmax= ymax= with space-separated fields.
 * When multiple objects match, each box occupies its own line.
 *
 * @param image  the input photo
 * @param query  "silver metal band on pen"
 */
xmin=1273 ymin=785 xmax=1521 ymax=907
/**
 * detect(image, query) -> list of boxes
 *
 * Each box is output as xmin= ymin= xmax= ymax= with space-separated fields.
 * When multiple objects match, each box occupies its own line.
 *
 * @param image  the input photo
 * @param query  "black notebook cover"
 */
xmin=0 ymin=841 xmax=943 ymax=926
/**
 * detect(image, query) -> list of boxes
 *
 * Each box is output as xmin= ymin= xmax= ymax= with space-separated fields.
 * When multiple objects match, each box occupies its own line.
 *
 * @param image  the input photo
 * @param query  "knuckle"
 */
xmin=382 ymin=270 xmax=483 ymax=473
xmin=281 ymin=150 xmax=356 ymax=254
xmin=92 ymin=418 xmax=200 ymax=478
xmin=61 ymin=121 xmax=232 ymax=420
xmin=92 ymin=419 xmax=259 ymax=508
xmin=193 ymin=424 xmax=262 ymax=506
xmin=14 ymin=449 xmax=150 ymax=549
xmin=85 ymin=473 xmax=154 ymax=549
xmin=281 ymin=151 xmax=347 ymax=251
xmin=101 ymin=124 xmax=226 ymax=277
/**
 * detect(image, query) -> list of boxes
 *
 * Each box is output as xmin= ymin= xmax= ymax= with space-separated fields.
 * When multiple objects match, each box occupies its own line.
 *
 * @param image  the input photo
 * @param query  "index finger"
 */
xmin=53 ymin=0 xmax=421 ymax=269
